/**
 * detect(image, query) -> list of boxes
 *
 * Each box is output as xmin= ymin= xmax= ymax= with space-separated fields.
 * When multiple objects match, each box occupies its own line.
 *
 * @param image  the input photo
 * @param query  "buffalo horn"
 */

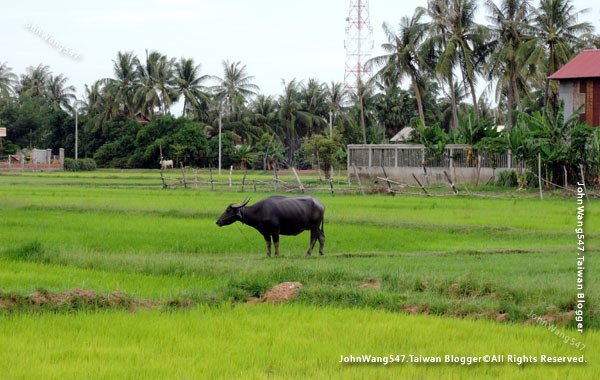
xmin=231 ymin=197 xmax=250 ymax=209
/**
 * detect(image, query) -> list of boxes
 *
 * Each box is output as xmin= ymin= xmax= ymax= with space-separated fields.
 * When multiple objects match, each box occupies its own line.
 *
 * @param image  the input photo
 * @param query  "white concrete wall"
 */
xmin=353 ymin=166 xmax=505 ymax=185
xmin=559 ymin=81 xmax=574 ymax=119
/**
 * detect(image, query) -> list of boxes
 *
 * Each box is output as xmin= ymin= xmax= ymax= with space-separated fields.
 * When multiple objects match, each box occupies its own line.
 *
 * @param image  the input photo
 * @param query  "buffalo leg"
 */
xmin=318 ymin=230 xmax=325 ymax=256
xmin=306 ymin=229 xmax=318 ymax=257
xmin=264 ymin=235 xmax=272 ymax=257
xmin=273 ymin=234 xmax=280 ymax=257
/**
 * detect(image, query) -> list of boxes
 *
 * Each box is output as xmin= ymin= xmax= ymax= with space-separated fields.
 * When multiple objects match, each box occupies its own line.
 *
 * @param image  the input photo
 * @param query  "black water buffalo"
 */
xmin=216 ymin=195 xmax=325 ymax=257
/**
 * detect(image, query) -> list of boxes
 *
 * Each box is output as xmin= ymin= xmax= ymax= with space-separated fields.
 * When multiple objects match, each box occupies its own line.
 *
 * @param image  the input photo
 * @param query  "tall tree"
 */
xmin=18 ymin=64 xmax=51 ymax=98
xmin=108 ymin=51 xmax=140 ymax=118
xmin=426 ymin=0 xmax=459 ymax=130
xmin=325 ymin=81 xmax=348 ymax=118
xmin=82 ymin=80 xmax=120 ymax=134
xmin=325 ymin=81 xmax=350 ymax=136
xmin=371 ymin=8 xmax=429 ymax=125
xmin=135 ymin=50 xmax=178 ymax=118
xmin=427 ymin=0 xmax=488 ymax=125
xmin=299 ymin=79 xmax=328 ymax=136
xmin=485 ymin=0 xmax=532 ymax=129
xmin=0 ymin=62 xmax=17 ymax=97
xmin=530 ymin=0 xmax=593 ymax=109
xmin=46 ymin=74 xmax=76 ymax=112
xmin=174 ymin=57 xmax=209 ymax=117
xmin=354 ymin=80 xmax=376 ymax=143
xmin=251 ymin=95 xmax=282 ymax=137
xmin=212 ymin=60 xmax=259 ymax=120
xmin=278 ymin=79 xmax=319 ymax=162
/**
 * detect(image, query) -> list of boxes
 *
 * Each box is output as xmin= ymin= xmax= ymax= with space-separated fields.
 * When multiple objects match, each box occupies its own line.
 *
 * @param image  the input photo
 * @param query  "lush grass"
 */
xmin=0 ymin=170 xmax=597 ymax=377
xmin=0 ymin=171 xmax=596 ymax=326
xmin=1 ymin=249 xmax=595 ymax=326
xmin=0 ymin=305 xmax=597 ymax=379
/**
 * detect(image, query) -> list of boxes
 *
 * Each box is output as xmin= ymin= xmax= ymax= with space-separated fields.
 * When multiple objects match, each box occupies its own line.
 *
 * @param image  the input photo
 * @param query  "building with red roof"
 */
xmin=548 ymin=50 xmax=600 ymax=126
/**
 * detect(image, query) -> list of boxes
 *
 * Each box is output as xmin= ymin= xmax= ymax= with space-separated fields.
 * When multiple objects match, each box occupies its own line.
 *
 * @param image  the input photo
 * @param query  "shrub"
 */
xmin=495 ymin=170 xmax=518 ymax=187
xmin=64 ymin=158 xmax=97 ymax=171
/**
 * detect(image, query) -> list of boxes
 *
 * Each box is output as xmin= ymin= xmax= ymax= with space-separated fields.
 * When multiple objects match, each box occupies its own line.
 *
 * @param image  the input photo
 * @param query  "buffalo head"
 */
xmin=216 ymin=197 xmax=250 ymax=227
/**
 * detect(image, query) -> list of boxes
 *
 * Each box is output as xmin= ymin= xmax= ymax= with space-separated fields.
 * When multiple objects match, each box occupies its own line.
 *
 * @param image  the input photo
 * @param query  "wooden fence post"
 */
xmin=292 ymin=167 xmax=305 ymax=193
xmin=412 ymin=173 xmax=430 ymax=196
xmin=180 ymin=162 xmax=187 ymax=189
xmin=229 ymin=166 xmax=233 ymax=188
xmin=241 ymin=170 xmax=247 ymax=192
xmin=475 ymin=155 xmax=482 ymax=186
xmin=209 ymin=166 xmax=214 ymax=191
xmin=160 ymin=168 xmax=167 ymax=189
xmin=443 ymin=170 xmax=458 ymax=195
xmin=381 ymin=166 xmax=394 ymax=196
xmin=352 ymin=163 xmax=365 ymax=196
xmin=538 ymin=153 xmax=543 ymax=200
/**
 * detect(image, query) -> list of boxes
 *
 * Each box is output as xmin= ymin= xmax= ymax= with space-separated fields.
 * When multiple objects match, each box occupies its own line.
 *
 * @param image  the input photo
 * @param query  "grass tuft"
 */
xmin=4 ymin=241 xmax=47 ymax=262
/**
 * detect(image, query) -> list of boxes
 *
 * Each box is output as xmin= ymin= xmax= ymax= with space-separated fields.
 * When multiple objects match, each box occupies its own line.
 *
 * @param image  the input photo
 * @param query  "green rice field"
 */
xmin=0 ymin=169 xmax=597 ymax=379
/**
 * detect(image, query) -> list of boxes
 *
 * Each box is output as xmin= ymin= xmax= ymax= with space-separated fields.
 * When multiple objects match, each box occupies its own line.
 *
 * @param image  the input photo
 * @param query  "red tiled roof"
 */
xmin=548 ymin=50 xmax=600 ymax=79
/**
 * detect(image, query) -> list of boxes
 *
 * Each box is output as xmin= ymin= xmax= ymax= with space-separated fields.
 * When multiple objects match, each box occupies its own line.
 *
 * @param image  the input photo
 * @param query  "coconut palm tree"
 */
xmin=485 ymin=0 xmax=532 ymax=130
xmin=301 ymin=79 xmax=327 ymax=115
xmin=370 ymin=8 xmax=429 ymax=125
xmin=278 ymin=79 xmax=304 ymax=162
xmin=530 ymin=0 xmax=593 ymax=109
xmin=174 ymin=57 xmax=209 ymax=117
xmin=46 ymin=74 xmax=76 ymax=112
xmin=325 ymin=81 xmax=348 ymax=118
xmin=439 ymin=0 xmax=487 ymax=122
xmin=135 ymin=50 xmax=178 ymax=118
xmin=82 ymin=80 xmax=121 ymax=133
xmin=426 ymin=0 xmax=488 ymax=125
xmin=0 ymin=62 xmax=17 ymax=97
xmin=212 ymin=60 xmax=259 ymax=120
xmin=299 ymin=79 xmax=328 ymax=136
xmin=107 ymin=51 xmax=140 ymax=118
xmin=325 ymin=81 xmax=350 ymax=137
xmin=18 ymin=64 xmax=51 ymax=98
xmin=251 ymin=95 xmax=282 ymax=136
xmin=355 ymin=80 xmax=377 ymax=143
xmin=426 ymin=0 xmax=459 ymax=130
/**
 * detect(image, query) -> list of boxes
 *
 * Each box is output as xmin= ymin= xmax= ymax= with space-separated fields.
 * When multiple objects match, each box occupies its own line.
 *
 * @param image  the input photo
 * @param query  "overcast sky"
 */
xmin=2 ymin=0 xmax=599 ymax=106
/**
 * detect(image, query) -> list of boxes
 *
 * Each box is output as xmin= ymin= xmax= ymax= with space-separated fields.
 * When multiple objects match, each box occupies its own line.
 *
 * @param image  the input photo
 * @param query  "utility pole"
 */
xmin=218 ymin=107 xmax=222 ymax=175
xmin=75 ymin=107 xmax=78 ymax=161
xmin=329 ymin=111 xmax=333 ymax=138
xmin=218 ymin=95 xmax=229 ymax=176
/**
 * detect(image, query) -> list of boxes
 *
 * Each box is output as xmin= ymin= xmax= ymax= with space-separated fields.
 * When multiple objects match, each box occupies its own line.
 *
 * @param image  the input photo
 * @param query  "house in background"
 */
xmin=389 ymin=127 xmax=414 ymax=143
xmin=548 ymin=49 xmax=600 ymax=127
xmin=135 ymin=111 xmax=151 ymax=125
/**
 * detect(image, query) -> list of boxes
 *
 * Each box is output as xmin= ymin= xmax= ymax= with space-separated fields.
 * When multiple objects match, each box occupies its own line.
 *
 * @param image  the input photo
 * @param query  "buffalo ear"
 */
xmin=231 ymin=197 xmax=250 ymax=209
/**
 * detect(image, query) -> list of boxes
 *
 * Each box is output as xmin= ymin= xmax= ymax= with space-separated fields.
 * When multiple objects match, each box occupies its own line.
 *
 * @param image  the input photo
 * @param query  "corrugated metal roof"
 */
xmin=390 ymin=127 xmax=413 ymax=142
xmin=548 ymin=50 xmax=600 ymax=79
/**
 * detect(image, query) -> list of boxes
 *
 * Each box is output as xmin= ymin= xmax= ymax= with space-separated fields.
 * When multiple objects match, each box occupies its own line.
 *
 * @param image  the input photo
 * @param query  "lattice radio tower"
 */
xmin=344 ymin=0 xmax=374 ymax=96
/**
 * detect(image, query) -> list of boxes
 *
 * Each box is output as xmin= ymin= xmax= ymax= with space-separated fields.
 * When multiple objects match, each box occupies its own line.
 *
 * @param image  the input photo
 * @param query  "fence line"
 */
xmin=157 ymin=165 xmax=595 ymax=200
xmin=347 ymin=144 xmax=520 ymax=170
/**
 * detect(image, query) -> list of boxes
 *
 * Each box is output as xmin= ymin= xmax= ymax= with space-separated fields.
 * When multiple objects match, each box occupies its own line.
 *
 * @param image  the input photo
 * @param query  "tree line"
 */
xmin=0 ymin=0 xmax=599 ymax=184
